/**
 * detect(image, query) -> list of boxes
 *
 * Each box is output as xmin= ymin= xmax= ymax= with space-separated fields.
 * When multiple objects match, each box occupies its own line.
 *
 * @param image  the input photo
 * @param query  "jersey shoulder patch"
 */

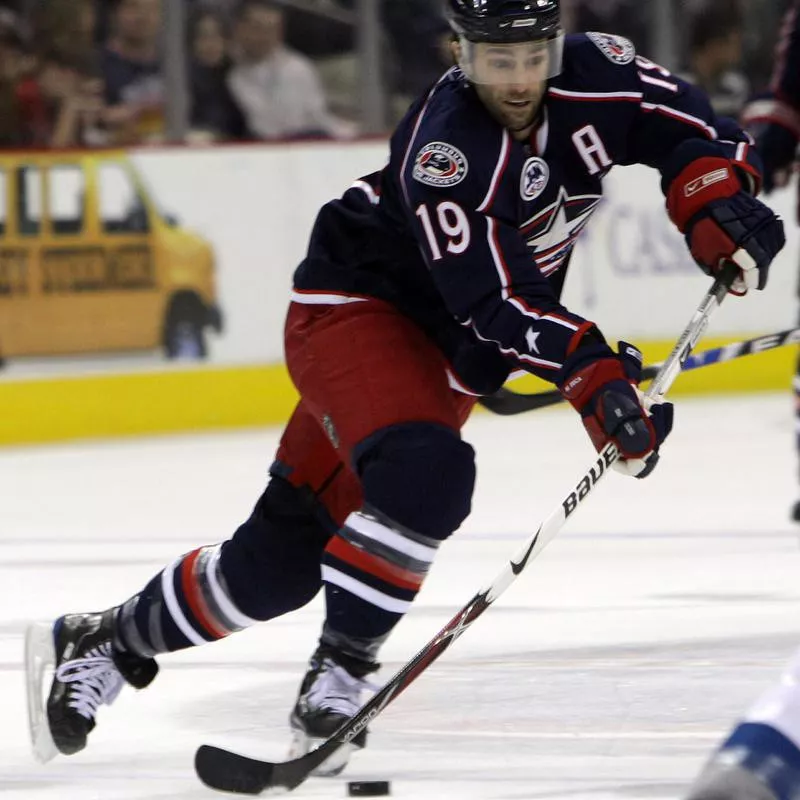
xmin=413 ymin=141 xmax=469 ymax=188
xmin=586 ymin=32 xmax=636 ymax=65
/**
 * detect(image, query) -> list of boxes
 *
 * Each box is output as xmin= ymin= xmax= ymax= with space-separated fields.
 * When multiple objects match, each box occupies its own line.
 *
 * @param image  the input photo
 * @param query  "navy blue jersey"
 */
xmin=771 ymin=1 xmax=800 ymax=108
xmin=293 ymin=33 xmax=760 ymax=393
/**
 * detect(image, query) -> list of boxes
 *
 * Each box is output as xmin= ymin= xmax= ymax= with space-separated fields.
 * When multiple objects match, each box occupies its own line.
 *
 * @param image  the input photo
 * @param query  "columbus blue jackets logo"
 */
xmin=521 ymin=157 xmax=550 ymax=201
xmin=587 ymin=32 xmax=635 ymax=65
xmin=521 ymin=188 xmax=602 ymax=277
xmin=413 ymin=142 xmax=468 ymax=188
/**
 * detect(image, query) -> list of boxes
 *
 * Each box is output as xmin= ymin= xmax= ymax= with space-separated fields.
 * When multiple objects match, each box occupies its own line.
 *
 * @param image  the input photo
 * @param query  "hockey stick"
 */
xmin=194 ymin=263 xmax=738 ymax=796
xmin=479 ymin=326 xmax=800 ymax=417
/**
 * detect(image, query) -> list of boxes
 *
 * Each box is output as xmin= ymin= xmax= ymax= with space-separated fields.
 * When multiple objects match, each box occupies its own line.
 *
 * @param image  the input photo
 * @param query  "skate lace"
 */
xmin=55 ymin=642 xmax=124 ymax=721
xmin=307 ymin=659 xmax=379 ymax=717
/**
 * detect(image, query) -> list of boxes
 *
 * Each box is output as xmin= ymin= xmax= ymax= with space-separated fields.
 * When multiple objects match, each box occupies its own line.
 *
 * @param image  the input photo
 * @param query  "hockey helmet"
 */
xmin=445 ymin=0 xmax=564 ymax=83
xmin=446 ymin=0 xmax=561 ymax=44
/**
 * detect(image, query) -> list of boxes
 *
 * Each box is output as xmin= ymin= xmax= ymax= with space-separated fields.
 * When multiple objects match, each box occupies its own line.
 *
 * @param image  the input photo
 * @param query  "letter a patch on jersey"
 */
xmin=413 ymin=142 xmax=469 ymax=188
xmin=586 ymin=32 xmax=635 ymax=65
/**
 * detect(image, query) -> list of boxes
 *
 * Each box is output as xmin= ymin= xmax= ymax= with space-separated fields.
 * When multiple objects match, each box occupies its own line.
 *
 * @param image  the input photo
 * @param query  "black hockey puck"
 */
xmin=347 ymin=780 xmax=391 ymax=796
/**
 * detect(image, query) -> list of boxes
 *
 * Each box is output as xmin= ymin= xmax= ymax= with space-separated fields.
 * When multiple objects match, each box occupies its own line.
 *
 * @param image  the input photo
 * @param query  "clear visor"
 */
xmin=457 ymin=34 xmax=564 ymax=86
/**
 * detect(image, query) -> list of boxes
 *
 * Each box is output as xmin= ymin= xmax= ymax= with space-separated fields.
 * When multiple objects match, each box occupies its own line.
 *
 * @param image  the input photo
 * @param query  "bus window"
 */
xmin=98 ymin=163 xmax=149 ymax=235
xmin=49 ymin=166 xmax=85 ymax=236
xmin=17 ymin=166 xmax=41 ymax=237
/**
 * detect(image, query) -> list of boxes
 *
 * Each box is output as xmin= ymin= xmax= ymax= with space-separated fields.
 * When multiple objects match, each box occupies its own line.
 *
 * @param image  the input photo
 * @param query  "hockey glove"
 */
xmin=558 ymin=341 xmax=674 ymax=479
xmin=666 ymin=157 xmax=785 ymax=295
xmin=741 ymin=98 xmax=800 ymax=194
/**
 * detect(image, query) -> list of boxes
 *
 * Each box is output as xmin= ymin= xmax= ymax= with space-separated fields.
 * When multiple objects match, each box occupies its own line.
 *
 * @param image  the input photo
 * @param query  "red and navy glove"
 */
xmin=741 ymin=97 xmax=800 ymax=195
xmin=665 ymin=146 xmax=785 ymax=295
xmin=558 ymin=340 xmax=674 ymax=479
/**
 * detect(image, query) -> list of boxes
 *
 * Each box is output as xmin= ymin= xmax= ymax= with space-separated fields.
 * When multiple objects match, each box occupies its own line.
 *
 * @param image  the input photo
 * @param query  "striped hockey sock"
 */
xmin=115 ymin=544 xmax=259 ymax=656
xmin=321 ymin=508 xmax=441 ymax=659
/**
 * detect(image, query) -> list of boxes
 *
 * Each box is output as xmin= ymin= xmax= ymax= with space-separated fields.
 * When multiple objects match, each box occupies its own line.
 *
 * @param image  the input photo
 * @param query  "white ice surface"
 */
xmin=2 ymin=392 xmax=800 ymax=800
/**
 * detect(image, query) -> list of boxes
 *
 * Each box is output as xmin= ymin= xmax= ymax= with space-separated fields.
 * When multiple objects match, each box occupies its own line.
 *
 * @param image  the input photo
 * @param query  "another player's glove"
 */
xmin=665 ymin=152 xmax=785 ymax=295
xmin=558 ymin=340 xmax=674 ymax=479
xmin=741 ymin=97 xmax=800 ymax=194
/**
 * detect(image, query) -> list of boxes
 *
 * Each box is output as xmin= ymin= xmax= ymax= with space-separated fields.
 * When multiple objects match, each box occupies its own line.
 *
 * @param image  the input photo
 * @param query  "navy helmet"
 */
xmin=445 ymin=0 xmax=562 ymax=44
xmin=446 ymin=0 xmax=565 ymax=83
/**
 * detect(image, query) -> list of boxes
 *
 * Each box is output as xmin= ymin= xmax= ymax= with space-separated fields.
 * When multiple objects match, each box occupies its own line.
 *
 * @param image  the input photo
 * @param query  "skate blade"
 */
xmin=288 ymin=728 xmax=355 ymax=777
xmin=24 ymin=622 xmax=59 ymax=764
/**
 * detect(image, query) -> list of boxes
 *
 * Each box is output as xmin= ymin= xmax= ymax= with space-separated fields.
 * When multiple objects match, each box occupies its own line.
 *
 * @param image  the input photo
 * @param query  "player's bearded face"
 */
xmin=456 ymin=39 xmax=562 ymax=135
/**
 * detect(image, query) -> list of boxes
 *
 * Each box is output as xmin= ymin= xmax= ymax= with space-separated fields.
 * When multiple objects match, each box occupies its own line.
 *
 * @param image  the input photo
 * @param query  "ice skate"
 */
xmin=288 ymin=645 xmax=378 ymax=777
xmin=687 ymin=762 xmax=778 ymax=800
xmin=24 ymin=610 xmax=158 ymax=763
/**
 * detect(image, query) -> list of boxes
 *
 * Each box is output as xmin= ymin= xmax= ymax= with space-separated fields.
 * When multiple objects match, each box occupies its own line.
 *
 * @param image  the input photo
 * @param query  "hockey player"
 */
xmin=683 ymin=645 xmax=800 ymax=800
xmin=740 ymin=1 xmax=800 ymax=523
xmin=25 ymin=0 xmax=785 ymax=778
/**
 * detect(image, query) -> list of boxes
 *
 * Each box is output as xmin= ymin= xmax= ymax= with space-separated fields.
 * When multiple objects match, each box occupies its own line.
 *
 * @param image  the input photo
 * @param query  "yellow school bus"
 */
xmin=0 ymin=149 xmax=222 ymax=361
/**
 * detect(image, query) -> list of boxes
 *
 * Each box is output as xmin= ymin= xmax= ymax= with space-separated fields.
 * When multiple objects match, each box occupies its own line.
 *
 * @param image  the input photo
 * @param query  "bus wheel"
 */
xmin=164 ymin=297 xmax=208 ymax=360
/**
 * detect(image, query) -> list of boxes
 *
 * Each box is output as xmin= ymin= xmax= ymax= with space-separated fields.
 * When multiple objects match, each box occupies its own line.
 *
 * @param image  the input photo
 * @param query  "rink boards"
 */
xmin=1 ymin=141 xmax=797 ymax=446
xmin=0 ymin=338 xmax=793 ymax=446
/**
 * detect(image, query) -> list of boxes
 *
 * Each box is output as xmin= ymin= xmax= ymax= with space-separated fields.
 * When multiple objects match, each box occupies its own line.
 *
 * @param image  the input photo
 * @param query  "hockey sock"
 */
xmin=115 ymin=544 xmax=259 ymax=656
xmin=320 ymin=507 xmax=440 ymax=661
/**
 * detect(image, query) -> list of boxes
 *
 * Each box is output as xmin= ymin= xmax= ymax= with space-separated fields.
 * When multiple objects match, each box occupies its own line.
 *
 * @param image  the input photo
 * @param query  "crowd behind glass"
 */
xmin=0 ymin=0 xmax=790 ymax=149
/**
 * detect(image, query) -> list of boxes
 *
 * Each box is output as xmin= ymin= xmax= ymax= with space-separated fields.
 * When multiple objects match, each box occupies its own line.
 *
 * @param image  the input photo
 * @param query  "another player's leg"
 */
xmin=684 ymin=647 xmax=800 ymax=800
xmin=283 ymin=299 xmax=478 ymax=775
xmin=25 ymin=465 xmax=333 ymax=762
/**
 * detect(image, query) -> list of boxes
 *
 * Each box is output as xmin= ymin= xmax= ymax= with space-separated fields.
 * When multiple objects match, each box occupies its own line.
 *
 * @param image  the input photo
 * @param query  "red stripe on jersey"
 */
xmin=548 ymin=89 xmax=642 ymax=103
xmin=504 ymin=290 xmax=581 ymax=335
xmin=507 ymin=295 xmax=546 ymax=316
xmin=488 ymin=217 xmax=521 ymax=305
xmin=641 ymin=105 xmax=716 ymax=138
xmin=327 ymin=536 xmax=424 ymax=593
xmin=736 ymin=141 xmax=749 ymax=162
xmin=566 ymin=320 xmax=597 ymax=356
xmin=180 ymin=548 xmax=228 ymax=640
xmin=292 ymin=288 xmax=371 ymax=300
xmin=478 ymin=131 xmax=511 ymax=213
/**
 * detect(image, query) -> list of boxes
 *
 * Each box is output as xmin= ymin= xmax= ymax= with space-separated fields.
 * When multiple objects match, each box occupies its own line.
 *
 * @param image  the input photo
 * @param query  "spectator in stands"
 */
xmin=101 ymin=0 xmax=165 ymax=144
xmin=227 ymin=0 xmax=338 ymax=140
xmin=188 ymin=6 xmax=246 ymax=142
xmin=32 ymin=0 xmax=97 ymax=71
xmin=681 ymin=0 xmax=750 ymax=117
xmin=15 ymin=48 xmax=105 ymax=147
